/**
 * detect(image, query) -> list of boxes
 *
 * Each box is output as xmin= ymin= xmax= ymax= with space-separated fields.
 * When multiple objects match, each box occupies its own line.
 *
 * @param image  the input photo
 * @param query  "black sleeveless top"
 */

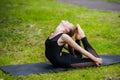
xmin=45 ymin=33 xmax=65 ymax=67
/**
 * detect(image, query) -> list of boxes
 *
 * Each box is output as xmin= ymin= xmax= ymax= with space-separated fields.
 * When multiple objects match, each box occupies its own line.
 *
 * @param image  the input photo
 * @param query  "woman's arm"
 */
xmin=61 ymin=34 xmax=102 ymax=66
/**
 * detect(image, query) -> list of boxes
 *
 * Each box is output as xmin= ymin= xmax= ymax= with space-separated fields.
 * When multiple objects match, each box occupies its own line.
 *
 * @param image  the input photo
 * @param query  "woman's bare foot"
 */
xmin=75 ymin=24 xmax=85 ymax=40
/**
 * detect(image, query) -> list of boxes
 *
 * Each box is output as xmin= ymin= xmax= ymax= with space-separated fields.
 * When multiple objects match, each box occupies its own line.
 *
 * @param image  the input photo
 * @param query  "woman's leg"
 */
xmin=74 ymin=40 xmax=82 ymax=58
xmin=70 ymin=38 xmax=99 ymax=68
xmin=81 ymin=37 xmax=99 ymax=57
xmin=70 ymin=24 xmax=98 ymax=68
xmin=71 ymin=58 xmax=96 ymax=68
xmin=75 ymin=24 xmax=99 ymax=57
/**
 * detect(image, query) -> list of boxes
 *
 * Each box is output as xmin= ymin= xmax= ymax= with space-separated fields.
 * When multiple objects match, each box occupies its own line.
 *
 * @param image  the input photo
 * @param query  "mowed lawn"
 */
xmin=106 ymin=0 xmax=120 ymax=3
xmin=0 ymin=0 xmax=120 ymax=80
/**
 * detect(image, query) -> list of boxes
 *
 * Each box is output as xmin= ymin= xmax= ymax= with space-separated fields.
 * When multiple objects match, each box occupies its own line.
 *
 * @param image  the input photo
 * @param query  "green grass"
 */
xmin=0 ymin=0 xmax=120 ymax=80
xmin=105 ymin=0 xmax=120 ymax=3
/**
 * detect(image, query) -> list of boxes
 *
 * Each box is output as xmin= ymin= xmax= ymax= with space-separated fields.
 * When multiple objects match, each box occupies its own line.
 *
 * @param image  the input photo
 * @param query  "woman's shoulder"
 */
xmin=61 ymin=33 xmax=71 ymax=40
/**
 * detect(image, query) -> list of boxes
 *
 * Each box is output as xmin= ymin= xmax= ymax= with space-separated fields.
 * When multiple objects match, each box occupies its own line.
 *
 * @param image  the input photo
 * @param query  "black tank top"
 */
xmin=45 ymin=33 xmax=64 ymax=66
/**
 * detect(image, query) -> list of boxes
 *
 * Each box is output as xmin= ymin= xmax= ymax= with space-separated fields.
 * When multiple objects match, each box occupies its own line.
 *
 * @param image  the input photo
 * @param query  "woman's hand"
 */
xmin=95 ymin=58 xmax=103 ymax=66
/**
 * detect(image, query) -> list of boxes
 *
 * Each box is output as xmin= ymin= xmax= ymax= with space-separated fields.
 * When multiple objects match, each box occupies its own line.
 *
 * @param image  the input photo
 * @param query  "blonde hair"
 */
xmin=59 ymin=20 xmax=75 ymax=37
xmin=67 ymin=26 xmax=75 ymax=37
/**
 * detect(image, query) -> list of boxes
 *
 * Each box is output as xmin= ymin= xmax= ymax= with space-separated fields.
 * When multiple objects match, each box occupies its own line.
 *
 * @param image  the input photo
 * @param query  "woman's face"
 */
xmin=61 ymin=20 xmax=75 ymax=36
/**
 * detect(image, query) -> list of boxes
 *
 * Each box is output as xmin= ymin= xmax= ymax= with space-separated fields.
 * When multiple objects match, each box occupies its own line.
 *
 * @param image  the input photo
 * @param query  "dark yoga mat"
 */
xmin=0 ymin=55 xmax=120 ymax=76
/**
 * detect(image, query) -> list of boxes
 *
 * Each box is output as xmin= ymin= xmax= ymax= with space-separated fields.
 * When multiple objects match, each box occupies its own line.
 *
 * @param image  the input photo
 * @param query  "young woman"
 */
xmin=45 ymin=20 xmax=102 ymax=68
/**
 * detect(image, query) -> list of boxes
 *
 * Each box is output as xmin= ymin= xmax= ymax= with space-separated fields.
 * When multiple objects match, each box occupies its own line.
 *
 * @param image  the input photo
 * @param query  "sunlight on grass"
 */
xmin=0 ymin=0 xmax=120 ymax=80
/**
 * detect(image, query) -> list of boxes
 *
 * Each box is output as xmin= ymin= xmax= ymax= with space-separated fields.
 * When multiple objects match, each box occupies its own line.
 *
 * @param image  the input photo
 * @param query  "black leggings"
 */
xmin=70 ymin=37 xmax=99 ymax=68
